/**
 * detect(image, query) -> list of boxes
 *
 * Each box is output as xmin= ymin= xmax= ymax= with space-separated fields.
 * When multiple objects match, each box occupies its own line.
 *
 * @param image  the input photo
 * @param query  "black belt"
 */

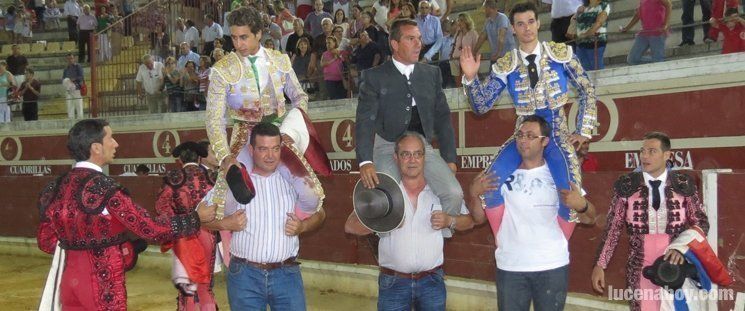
xmin=231 ymin=256 xmax=299 ymax=270
xmin=380 ymin=265 xmax=442 ymax=280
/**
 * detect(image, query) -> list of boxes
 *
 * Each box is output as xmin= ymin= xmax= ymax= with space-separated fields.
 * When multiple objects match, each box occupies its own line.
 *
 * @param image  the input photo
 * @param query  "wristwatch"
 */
xmin=448 ymin=216 xmax=457 ymax=231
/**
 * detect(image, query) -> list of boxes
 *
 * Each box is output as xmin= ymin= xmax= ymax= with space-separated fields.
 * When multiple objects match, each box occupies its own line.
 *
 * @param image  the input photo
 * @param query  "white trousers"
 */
xmin=66 ymin=90 xmax=84 ymax=119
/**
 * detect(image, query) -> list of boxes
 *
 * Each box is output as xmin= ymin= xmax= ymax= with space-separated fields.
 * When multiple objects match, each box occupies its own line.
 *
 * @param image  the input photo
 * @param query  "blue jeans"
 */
xmin=496 ymin=265 xmax=569 ymax=311
xmin=627 ymin=35 xmax=667 ymax=65
xmin=576 ymin=46 xmax=605 ymax=70
xmin=377 ymin=268 xmax=446 ymax=311
xmin=226 ymin=260 xmax=306 ymax=311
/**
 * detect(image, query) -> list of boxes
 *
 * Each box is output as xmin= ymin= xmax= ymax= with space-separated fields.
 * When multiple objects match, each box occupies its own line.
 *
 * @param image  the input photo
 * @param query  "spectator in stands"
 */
xmin=543 ymin=0 xmax=583 ymax=43
xmin=6 ymin=44 xmax=28 ymax=85
xmin=347 ymin=5 xmax=364 ymax=40
xmin=361 ymin=11 xmax=381 ymax=43
xmin=475 ymin=0 xmax=516 ymax=62
xmin=16 ymin=9 xmax=32 ymax=43
xmin=177 ymin=42 xmax=201 ymax=70
xmin=710 ymin=8 xmax=745 ymax=54
xmin=173 ymin=18 xmax=186 ymax=53
xmin=334 ymin=0 xmax=350 ymax=18
xmin=136 ymin=54 xmax=165 ymax=114
xmin=151 ymin=24 xmax=170 ymax=60
xmin=64 ymin=0 xmax=81 ymax=41
xmin=351 ymin=29 xmax=382 ymax=71
xmin=202 ymin=14 xmax=224 ymax=57
xmin=709 ymin=0 xmax=740 ymax=42
xmin=180 ymin=60 xmax=199 ymax=111
xmin=44 ymin=0 xmax=62 ymax=30
xmin=312 ymin=17 xmax=334 ymax=67
xmin=222 ymin=7 xmax=234 ymax=53
xmin=4 ymin=6 xmax=17 ymax=43
xmin=576 ymin=140 xmax=598 ymax=172
xmin=34 ymin=0 xmax=46 ymax=30
xmin=213 ymin=48 xmax=225 ymax=62
xmin=321 ymin=36 xmax=346 ymax=99
xmin=184 ymin=19 xmax=200 ymax=53
xmin=450 ymin=13 xmax=478 ymax=87
xmin=622 ymin=0 xmax=672 ymax=65
xmin=261 ymin=13 xmax=282 ymax=51
xmin=77 ymin=4 xmax=96 ymax=63
xmin=287 ymin=18 xmax=314 ymax=57
xmin=292 ymin=37 xmax=314 ymax=94
xmin=0 ymin=61 xmax=16 ymax=123
xmin=62 ymin=53 xmax=84 ymax=119
xmin=121 ymin=0 xmax=133 ymax=35
xmin=570 ymin=0 xmax=610 ymax=70
xmin=163 ymin=56 xmax=184 ymax=112
xmin=423 ymin=18 xmax=455 ymax=88
xmin=18 ymin=67 xmax=40 ymax=121
xmin=274 ymin=0 xmax=296 ymax=36
xmin=263 ymin=38 xmax=276 ymax=49
xmin=432 ymin=0 xmax=452 ymax=21
xmin=306 ymin=0 xmax=332 ymax=37
xmin=372 ymin=0 xmax=390 ymax=33
xmin=386 ymin=1 xmax=416 ymax=30
xmin=333 ymin=25 xmax=350 ymax=51
xmin=681 ymin=0 xmax=713 ymax=46
xmin=97 ymin=5 xmax=113 ymax=61
xmin=387 ymin=0 xmax=402 ymax=21
xmin=197 ymin=56 xmax=211 ymax=111
xmin=135 ymin=164 xmax=150 ymax=176
xmin=416 ymin=1 xmax=443 ymax=60
xmin=334 ymin=8 xmax=349 ymax=37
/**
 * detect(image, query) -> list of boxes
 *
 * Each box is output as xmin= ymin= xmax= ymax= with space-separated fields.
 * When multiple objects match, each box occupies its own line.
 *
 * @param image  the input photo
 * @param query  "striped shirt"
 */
xmin=229 ymin=170 xmax=299 ymax=263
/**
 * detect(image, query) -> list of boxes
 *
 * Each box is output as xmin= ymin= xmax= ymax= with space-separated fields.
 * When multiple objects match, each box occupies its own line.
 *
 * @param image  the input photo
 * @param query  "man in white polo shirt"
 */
xmin=135 ymin=54 xmax=164 ymax=113
xmin=201 ymin=14 xmax=223 ymax=57
xmin=345 ymin=131 xmax=474 ymax=310
xmin=467 ymin=115 xmax=596 ymax=311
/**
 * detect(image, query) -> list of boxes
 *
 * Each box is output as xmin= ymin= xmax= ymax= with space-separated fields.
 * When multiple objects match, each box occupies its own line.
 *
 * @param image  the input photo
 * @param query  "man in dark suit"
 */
xmin=355 ymin=19 xmax=463 ymax=232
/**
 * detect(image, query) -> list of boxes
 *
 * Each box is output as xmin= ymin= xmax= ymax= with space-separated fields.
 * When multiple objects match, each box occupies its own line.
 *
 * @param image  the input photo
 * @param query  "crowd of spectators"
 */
xmin=1 ymin=0 xmax=744 ymax=121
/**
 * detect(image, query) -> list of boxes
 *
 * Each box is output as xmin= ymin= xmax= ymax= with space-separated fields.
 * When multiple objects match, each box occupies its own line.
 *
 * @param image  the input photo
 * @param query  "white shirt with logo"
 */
xmin=495 ymin=163 xmax=570 ymax=272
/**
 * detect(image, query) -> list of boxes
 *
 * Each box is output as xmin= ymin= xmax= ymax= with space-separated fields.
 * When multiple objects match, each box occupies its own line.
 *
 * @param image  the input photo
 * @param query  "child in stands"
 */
xmin=710 ymin=8 xmax=745 ymax=54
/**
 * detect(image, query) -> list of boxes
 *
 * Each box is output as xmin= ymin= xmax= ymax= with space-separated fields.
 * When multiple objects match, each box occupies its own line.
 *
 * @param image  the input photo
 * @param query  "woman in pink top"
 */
xmin=621 ymin=0 xmax=672 ymax=64
xmin=321 ymin=36 xmax=347 ymax=99
xmin=450 ymin=13 xmax=478 ymax=87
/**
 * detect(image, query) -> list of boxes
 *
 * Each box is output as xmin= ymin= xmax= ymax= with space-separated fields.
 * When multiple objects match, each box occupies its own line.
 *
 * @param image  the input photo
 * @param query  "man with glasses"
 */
xmin=467 ymin=115 xmax=596 ymax=311
xmin=345 ymin=131 xmax=474 ymax=310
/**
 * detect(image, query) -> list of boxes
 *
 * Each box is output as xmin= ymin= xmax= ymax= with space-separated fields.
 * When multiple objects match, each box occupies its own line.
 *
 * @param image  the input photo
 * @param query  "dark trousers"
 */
xmin=496 ymin=265 xmax=569 ymax=311
xmin=23 ymin=101 xmax=38 ymax=121
xmin=35 ymin=7 xmax=46 ymax=28
xmin=681 ymin=0 xmax=712 ymax=43
xmin=78 ymin=30 xmax=93 ymax=63
xmin=325 ymin=80 xmax=346 ymax=99
xmin=66 ymin=16 xmax=78 ymax=41
xmin=550 ymin=15 xmax=574 ymax=43
xmin=438 ymin=60 xmax=453 ymax=88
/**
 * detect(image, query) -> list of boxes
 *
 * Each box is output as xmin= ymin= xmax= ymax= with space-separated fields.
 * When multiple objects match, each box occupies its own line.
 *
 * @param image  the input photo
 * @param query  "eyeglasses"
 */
xmin=398 ymin=151 xmax=424 ymax=160
xmin=515 ymin=133 xmax=546 ymax=141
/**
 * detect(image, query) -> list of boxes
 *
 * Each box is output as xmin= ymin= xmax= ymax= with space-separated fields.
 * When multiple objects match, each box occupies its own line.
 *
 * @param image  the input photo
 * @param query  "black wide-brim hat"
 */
xmin=642 ymin=255 xmax=698 ymax=290
xmin=172 ymin=141 xmax=208 ymax=158
xmin=353 ymin=172 xmax=405 ymax=233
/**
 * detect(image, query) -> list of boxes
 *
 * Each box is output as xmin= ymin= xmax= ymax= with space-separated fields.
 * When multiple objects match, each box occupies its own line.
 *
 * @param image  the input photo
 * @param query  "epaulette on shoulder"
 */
xmin=212 ymin=52 xmax=243 ymax=84
xmin=613 ymin=171 xmax=644 ymax=198
xmin=81 ymin=172 xmax=127 ymax=214
xmin=268 ymin=49 xmax=292 ymax=72
xmin=670 ymin=171 xmax=696 ymax=196
xmin=544 ymin=41 xmax=573 ymax=64
xmin=164 ymin=168 xmax=186 ymax=188
xmin=492 ymin=49 xmax=518 ymax=75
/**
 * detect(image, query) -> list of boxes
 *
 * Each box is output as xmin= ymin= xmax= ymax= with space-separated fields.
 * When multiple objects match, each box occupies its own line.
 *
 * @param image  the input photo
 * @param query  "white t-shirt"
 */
xmin=495 ymin=163 xmax=570 ymax=272
xmin=135 ymin=62 xmax=164 ymax=95
xmin=378 ymin=184 xmax=469 ymax=273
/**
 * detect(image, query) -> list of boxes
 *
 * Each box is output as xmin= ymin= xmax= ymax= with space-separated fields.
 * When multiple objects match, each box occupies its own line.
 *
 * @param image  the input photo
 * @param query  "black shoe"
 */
xmin=678 ymin=41 xmax=695 ymax=47
xmin=226 ymin=163 xmax=255 ymax=204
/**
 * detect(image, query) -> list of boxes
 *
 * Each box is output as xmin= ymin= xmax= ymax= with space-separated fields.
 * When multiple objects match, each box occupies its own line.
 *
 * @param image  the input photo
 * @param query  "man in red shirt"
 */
xmin=710 ymin=8 xmax=745 ymax=54
xmin=577 ymin=141 xmax=599 ymax=172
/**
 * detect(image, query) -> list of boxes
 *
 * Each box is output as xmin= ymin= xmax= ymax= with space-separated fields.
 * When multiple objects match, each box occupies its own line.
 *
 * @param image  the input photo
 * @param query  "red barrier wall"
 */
xmin=2 ymin=171 xmax=744 ymax=308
